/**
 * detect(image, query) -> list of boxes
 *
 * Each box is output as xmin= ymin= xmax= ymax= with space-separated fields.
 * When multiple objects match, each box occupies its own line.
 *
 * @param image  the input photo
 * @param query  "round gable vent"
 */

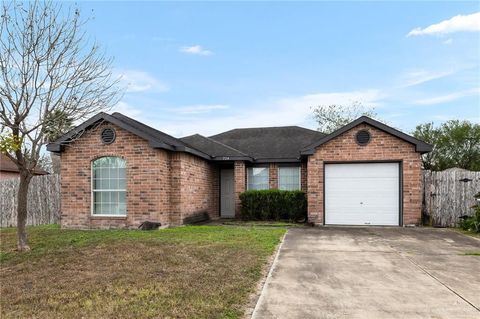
xmin=101 ymin=128 xmax=116 ymax=144
xmin=355 ymin=130 xmax=370 ymax=146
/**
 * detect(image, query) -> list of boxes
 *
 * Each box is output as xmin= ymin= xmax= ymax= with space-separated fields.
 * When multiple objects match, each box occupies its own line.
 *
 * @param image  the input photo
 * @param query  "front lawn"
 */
xmin=0 ymin=224 xmax=286 ymax=319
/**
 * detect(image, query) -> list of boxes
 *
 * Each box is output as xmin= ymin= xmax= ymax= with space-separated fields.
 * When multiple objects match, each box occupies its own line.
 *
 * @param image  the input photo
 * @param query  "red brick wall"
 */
xmin=269 ymin=163 xmax=278 ymax=189
xmin=300 ymin=162 xmax=307 ymax=191
xmin=60 ymin=122 xmax=217 ymax=229
xmin=170 ymin=152 xmax=219 ymax=224
xmin=307 ymin=123 xmax=422 ymax=225
xmin=234 ymin=161 xmax=246 ymax=217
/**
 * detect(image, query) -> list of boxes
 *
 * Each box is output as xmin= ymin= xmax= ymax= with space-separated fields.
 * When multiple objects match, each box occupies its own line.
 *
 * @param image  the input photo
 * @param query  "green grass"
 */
xmin=463 ymin=251 xmax=480 ymax=256
xmin=0 ymin=224 xmax=286 ymax=319
xmin=208 ymin=220 xmax=306 ymax=228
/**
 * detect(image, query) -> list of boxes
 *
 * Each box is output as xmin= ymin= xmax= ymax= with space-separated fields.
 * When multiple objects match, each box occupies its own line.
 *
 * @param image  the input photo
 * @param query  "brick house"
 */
xmin=47 ymin=112 xmax=431 ymax=229
xmin=0 ymin=153 xmax=48 ymax=180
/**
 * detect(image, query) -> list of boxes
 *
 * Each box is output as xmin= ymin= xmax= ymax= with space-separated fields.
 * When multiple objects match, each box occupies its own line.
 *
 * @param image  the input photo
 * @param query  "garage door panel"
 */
xmin=325 ymin=163 xmax=399 ymax=226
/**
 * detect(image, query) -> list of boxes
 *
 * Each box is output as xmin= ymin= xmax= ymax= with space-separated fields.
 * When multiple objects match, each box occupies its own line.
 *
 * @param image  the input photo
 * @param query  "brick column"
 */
xmin=300 ymin=161 xmax=308 ymax=191
xmin=307 ymin=156 xmax=323 ymax=224
xmin=234 ymin=161 xmax=246 ymax=218
xmin=269 ymin=163 xmax=278 ymax=189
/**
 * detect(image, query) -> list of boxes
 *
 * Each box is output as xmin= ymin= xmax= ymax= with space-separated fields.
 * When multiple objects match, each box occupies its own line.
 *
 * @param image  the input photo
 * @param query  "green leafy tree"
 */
xmin=413 ymin=120 xmax=480 ymax=171
xmin=44 ymin=110 xmax=74 ymax=143
xmin=312 ymin=101 xmax=378 ymax=134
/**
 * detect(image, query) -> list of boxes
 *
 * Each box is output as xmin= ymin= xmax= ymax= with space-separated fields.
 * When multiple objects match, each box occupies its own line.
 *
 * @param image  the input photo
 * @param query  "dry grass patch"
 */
xmin=0 ymin=225 xmax=285 ymax=319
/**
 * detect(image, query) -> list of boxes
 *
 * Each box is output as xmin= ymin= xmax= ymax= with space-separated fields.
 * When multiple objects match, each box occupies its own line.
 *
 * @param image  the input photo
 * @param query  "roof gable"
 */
xmin=301 ymin=116 xmax=433 ymax=155
xmin=46 ymin=112 xmax=211 ymax=160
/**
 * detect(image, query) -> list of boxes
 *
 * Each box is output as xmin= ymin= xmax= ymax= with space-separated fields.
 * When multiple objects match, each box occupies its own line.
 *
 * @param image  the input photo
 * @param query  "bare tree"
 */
xmin=312 ymin=102 xmax=378 ymax=134
xmin=0 ymin=1 xmax=121 ymax=251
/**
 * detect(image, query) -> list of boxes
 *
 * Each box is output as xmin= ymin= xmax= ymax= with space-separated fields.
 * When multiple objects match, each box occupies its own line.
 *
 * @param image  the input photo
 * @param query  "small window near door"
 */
xmin=278 ymin=166 xmax=300 ymax=190
xmin=247 ymin=166 xmax=269 ymax=190
xmin=92 ymin=156 xmax=127 ymax=216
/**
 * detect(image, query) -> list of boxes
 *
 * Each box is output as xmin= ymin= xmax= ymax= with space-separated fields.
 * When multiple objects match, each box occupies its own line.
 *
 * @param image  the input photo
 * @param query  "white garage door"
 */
xmin=325 ymin=163 xmax=400 ymax=226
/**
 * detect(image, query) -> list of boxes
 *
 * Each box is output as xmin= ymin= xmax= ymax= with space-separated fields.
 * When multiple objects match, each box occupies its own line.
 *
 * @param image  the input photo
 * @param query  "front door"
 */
xmin=220 ymin=169 xmax=235 ymax=218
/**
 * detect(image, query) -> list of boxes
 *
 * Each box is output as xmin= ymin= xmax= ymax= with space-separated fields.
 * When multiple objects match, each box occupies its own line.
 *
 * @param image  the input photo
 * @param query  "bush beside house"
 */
xmin=460 ymin=192 xmax=480 ymax=233
xmin=239 ymin=189 xmax=307 ymax=221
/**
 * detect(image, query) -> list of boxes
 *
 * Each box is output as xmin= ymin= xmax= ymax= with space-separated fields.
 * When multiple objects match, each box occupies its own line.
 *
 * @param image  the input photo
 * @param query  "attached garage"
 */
xmin=302 ymin=116 xmax=432 ymax=226
xmin=324 ymin=162 xmax=400 ymax=226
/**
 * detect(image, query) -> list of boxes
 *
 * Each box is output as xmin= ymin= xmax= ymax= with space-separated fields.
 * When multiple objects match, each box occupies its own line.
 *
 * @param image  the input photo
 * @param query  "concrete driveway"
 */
xmin=252 ymin=227 xmax=480 ymax=319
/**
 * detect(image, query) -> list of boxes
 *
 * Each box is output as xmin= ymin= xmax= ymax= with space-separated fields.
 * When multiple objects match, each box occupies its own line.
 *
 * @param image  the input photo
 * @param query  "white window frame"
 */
xmin=91 ymin=157 xmax=127 ymax=217
xmin=278 ymin=165 xmax=301 ymax=191
xmin=247 ymin=165 xmax=269 ymax=190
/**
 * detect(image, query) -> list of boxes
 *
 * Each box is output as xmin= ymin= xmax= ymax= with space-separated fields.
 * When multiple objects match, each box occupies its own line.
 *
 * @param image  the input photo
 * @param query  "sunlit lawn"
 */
xmin=0 ymin=224 xmax=286 ymax=319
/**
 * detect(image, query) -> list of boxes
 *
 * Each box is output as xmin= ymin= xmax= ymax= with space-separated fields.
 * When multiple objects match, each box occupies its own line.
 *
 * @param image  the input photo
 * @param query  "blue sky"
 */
xmin=78 ymin=1 xmax=480 ymax=136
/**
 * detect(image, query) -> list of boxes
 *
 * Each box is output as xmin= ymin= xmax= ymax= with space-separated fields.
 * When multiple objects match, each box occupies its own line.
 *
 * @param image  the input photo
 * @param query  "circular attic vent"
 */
xmin=356 ymin=130 xmax=371 ymax=146
xmin=101 ymin=128 xmax=116 ymax=144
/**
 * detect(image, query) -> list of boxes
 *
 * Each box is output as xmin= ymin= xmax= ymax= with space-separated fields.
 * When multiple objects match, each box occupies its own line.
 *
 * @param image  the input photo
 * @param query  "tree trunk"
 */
xmin=17 ymin=170 xmax=32 ymax=251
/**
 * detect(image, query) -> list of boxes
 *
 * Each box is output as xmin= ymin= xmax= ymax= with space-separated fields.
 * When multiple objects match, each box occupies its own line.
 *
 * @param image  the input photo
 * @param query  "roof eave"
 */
xmin=253 ymin=158 xmax=302 ymax=163
xmin=416 ymin=143 xmax=433 ymax=153
xmin=211 ymin=156 xmax=254 ymax=162
xmin=173 ymin=145 xmax=212 ymax=160
xmin=46 ymin=143 xmax=64 ymax=153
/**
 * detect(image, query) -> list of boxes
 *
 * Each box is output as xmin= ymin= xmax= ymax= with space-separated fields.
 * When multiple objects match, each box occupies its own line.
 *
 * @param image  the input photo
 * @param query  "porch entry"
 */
xmin=220 ymin=169 xmax=235 ymax=218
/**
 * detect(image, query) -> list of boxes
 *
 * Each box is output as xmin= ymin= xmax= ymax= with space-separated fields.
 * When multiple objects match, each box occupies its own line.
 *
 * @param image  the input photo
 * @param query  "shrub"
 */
xmin=239 ymin=189 xmax=307 ymax=222
xmin=460 ymin=206 xmax=480 ymax=233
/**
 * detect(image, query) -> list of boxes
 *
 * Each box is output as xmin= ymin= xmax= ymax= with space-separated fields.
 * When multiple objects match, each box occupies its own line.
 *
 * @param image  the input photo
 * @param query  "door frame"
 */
xmin=322 ymin=160 xmax=403 ymax=226
xmin=219 ymin=168 xmax=235 ymax=218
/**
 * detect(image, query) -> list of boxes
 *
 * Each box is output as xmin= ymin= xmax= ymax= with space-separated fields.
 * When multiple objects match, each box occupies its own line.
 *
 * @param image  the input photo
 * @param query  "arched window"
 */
xmin=92 ymin=157 xmax=126 ymax=216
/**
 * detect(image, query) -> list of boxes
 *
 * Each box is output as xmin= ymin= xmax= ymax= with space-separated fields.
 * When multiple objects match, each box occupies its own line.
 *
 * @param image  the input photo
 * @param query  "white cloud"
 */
xmin=400 ymin=69 xmax=455 ymax=87
xmin=443 ymin=38 xmax=453 ymax=45
xmin=276 ymin=89 xmax=385 ymax=111
xmin=175 ymin=104 xmax=230 ymax=114
xmin=413 ymin=88 xmax=480 ymax=105
xmin=155 ymin=89 xmax=386 ymax=136
xmin=111 ymin=101 xmax=144 ymax=118
xmin=407 ymin=12 xmax=480 ymax=37
xmin=118 ymin=70 xmax=169 ymax=93
xmin=179 ymin=45 xmax=213 ymax=56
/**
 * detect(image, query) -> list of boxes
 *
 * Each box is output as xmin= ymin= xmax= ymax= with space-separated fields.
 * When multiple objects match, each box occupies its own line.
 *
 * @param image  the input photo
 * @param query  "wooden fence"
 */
xmin=0 ymin=174 xmax=60 ymax=227
xmin=423 ymin=168 xmax=480 ymax=227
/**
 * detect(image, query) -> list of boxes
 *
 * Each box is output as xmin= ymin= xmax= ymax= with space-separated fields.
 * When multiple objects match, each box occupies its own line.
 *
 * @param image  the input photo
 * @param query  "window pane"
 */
xmin=92 ymin=157 xmax=127 ymax=215
xmin=247 ymin=166 xmax=269 ymax=190
xmin=119 ymin=191 xmax=126 ymax=204
xmin=278 ymin=166 xmax=300 ymax=190
xmin=118 ymin=178 xmax=126 ymax=190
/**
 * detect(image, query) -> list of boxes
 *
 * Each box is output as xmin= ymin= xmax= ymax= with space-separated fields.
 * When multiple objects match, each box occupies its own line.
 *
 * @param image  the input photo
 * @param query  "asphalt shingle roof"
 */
xmin=209 ymin=126 xmax=325 ymax=160
xmin=111 ymin=112 xmax=188 ymax=149
xmin=48 ymin=112 xmax=328 ymax=161
xmin=180 ymin=134 xmax=250 ymax=159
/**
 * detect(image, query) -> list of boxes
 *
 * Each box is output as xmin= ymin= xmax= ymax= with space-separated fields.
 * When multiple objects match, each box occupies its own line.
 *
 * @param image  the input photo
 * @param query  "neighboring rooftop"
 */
xmin=0 ymin=153 xmax=48 ymax=175
xmin=209 ymin=126 xmax=325 ymax=160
